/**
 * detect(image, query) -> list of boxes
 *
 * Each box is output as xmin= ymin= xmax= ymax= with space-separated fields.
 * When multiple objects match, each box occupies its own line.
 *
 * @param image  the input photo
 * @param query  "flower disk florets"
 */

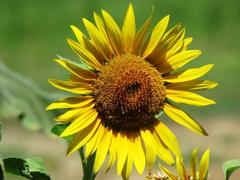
xmin=93 ymin=54 xmax=166 ymax=131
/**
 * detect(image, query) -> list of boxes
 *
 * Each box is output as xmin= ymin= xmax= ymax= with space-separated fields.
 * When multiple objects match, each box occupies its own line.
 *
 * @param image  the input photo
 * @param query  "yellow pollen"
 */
xmin=93 ymin=54 xmax=166 ymax=131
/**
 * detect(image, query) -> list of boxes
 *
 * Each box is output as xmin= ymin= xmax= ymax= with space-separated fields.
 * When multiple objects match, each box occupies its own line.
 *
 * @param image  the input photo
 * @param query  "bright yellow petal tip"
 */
xmin=199 ymin=149 xmax=210 ymax=180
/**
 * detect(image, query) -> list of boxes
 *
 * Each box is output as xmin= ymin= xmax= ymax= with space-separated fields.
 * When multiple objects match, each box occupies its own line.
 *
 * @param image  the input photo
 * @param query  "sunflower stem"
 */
xmin=79 ymin=147 xmax=96 ymax=180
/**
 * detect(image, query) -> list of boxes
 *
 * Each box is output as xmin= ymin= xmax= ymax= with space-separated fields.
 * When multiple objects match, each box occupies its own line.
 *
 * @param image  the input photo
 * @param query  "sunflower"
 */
xmin=47 ymin=3 xmax=216 ymax=179
xmin=158 ymin=148 xmax=210 ymax=180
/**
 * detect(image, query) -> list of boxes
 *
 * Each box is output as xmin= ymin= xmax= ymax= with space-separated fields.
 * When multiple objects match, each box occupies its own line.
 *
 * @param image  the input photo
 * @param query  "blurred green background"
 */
xmin=1 ymin=0 xmax=240 ymax=179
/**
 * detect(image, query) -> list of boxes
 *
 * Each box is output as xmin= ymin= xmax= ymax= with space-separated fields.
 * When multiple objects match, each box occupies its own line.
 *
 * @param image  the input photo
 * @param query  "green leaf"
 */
xmin=223 ymin=159 xmax=240 ymax=180
xmin=3 ymin=158 xmax=26 ymax=177
xmin=51 ymin=123 xmax=68 ymax=136
xmin=0 ymin=61 xmax=62 ymax=133
xmin=3 ymin=157 xmax=50 ymax=180
xmin=56 ymin=54 xmax=96 ymax=73
xmin=51 ymin=123 xmax=73 ymax=143
xmin=0 ymin=159 xmax=5 ymax=180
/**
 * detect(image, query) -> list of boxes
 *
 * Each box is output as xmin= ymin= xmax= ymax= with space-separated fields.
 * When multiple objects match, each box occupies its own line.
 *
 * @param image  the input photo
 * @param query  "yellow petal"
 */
xmin=94 ymin=127 xmax=112 ymax=172
xmin=117 ymin=133 xmax=128 ymax=175
xmin=55 ymin=108 xmax=82 ymax=122
xmin=155 ymin=122 xmax=181 ymax=157
xmin=85 ymin=124 xmax=105 ymax=159
xmin=54 ymin=59 xmax=96 ymax=82
xmin=182 ymin=37 xmax=193 ymax=50
xmin=148 ymin=24 xmax=184 ymax=63
xmin=153 ymin=132 xmax=174 ymax=165
xmin=190 ymin=147 xmax=198 ymax=179
xmin=142 ymin=15 xmax=170 ymax=58
xmin=162 ymin=23 xmax=183 ymax=46
xmin=102 ymin=10 xmax=123 ymax=55
xmin=122 ymin=3 xmax=135 ymax=53
xmin=55 ymin=104 xmax=95 ymax=122
xmin=121 ymin=140 xmax=134 ymax=180
xmin=133 ymin=11 xmax=153 ymax=54
xmin=105 ymin=132 xmax=117 ymax=172
xmin=70 ymin=25 xmax=85 ymax=43
xmin=132 ymin=135 xmax=145 ymax=174
xmin=67 ymin=38 xmax=102 ymax=70
xmin=83 ymin=18 xmax=112 ymax=59
xmin=93 ymin=12 xmax=114 ymax=59
xmin=46 ymin=96 xmax=93 ymax=110
xmin=176 ymin=156 xmax=187 ymax=180
xmin=167 ymin=36 xmax=193 ymax=58
xmin=199 ymin=149 xmax=210 ymax=180
xmin=158 ymin=50 xmax=201 ymax=74
xmin=93 ymin=12 xmax=109 ymax=44
xmin=166 ymin=89 xmax=216 ymax=106
xmin=60 ymin=109 xmax=98 ymax=137
xmin=140 ymin=129 xmax=157 ymax=167
xmin=48 ymin=79 xmax=93 ymax=95
xmin=166 ymin=80 xmax=218 ymax=91
xmin=147 ymin=24 xmax=184 ymax=66
xmin=164 ymin=28 xmax=186 ymax=58
xmin=69 ymin=74 xmax=89 ymax=83
xmin=163 ymin=64 xmax=214 ymax=83
xmin=159 ymin=165 xmax=178 ymax=180
xmin=163 ymin=103 xmax=208 ymax=136
xmin=67 ymin=119 xmax=100 ymax=156
xmin=70 ymin=26 xmax=104 ymax=63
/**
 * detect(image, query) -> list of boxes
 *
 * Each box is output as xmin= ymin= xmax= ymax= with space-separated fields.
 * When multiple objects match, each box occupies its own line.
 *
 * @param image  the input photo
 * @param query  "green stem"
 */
xmin=79 ymin=147 xmax=96 ymax=180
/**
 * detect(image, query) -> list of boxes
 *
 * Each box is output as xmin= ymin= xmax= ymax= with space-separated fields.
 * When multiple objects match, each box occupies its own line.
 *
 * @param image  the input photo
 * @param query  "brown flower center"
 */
xmin=93 ymin=54 xmax=166 ymax=131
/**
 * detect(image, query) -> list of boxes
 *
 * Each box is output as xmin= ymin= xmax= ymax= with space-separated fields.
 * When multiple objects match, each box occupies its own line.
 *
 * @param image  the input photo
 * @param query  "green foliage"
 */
xmin=0 ymin=125 xmax=3 ymax=179
xmin=51 ymin=123 xmax=68 ymax=136
xmin=0 ymin=123 xmax=2 ymax=142
xmin=0 ymin=61 xmax=61 ymax=133
xmin=51 ymin=123 xmax=73 ymax=143
xmin=0 ymin=122 xmax=51 ymax=179
xmin=80 ymin=148 xmax=96 ymax=180
xmin=2 ymin=157 xmax=50 ymax=180
xmin=0 ymin=159 xmax=5 ymax=180
xmin=223 ymin=159 xmax=240 ymax=180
